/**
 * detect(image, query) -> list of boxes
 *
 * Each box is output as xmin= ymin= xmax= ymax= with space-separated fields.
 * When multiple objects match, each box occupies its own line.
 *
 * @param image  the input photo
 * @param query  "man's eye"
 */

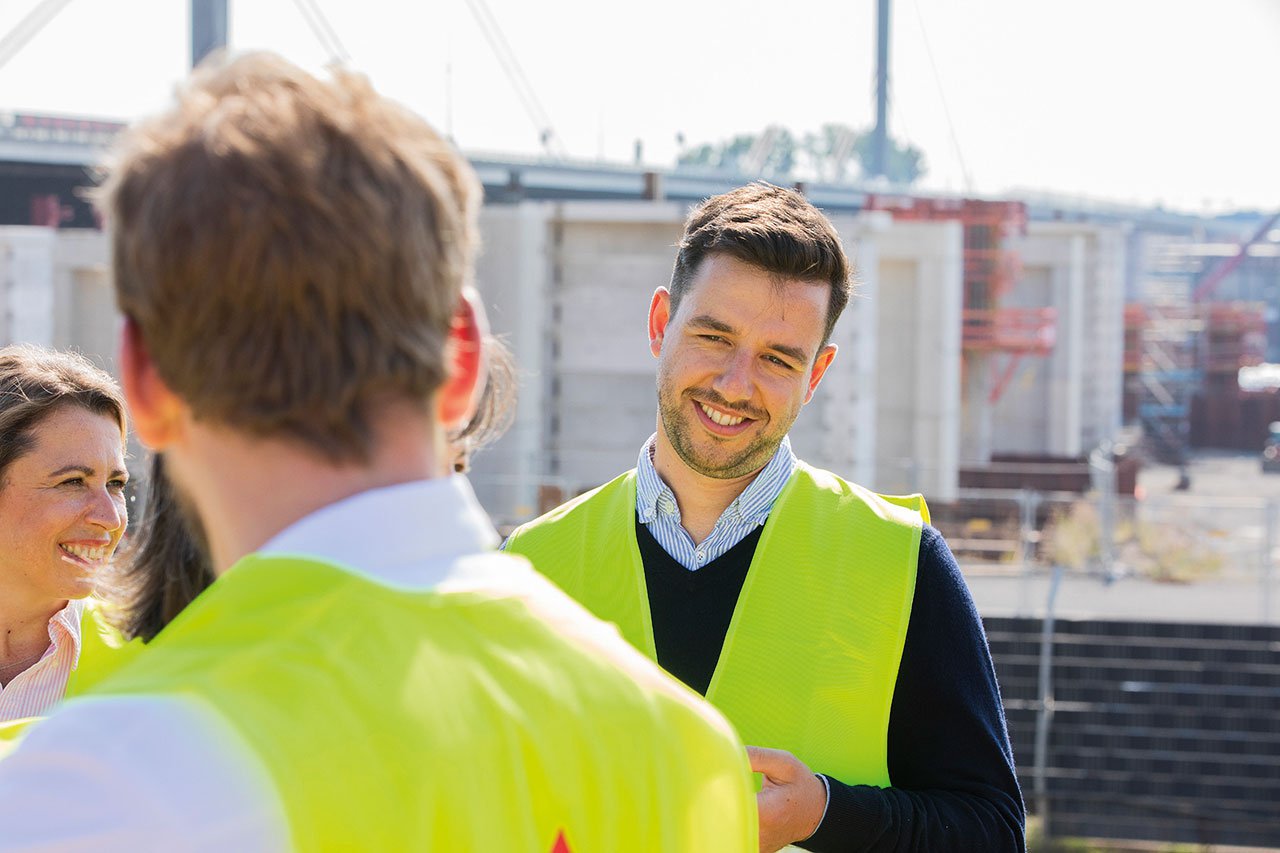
xmin=766 ymin=355 xmax=794 ymax=369
xmin=700 ymin=334 xmax=726 ymax=343
xmin=109 ymin=479 xmax=128 ymax=492
xmin=59 ymin=477 xmax=85 ymax=487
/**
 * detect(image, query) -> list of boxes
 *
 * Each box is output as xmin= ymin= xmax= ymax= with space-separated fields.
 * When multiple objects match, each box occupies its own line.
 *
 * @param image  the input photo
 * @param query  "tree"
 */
xmin=677 ymin=123 xmax=926 ymax=186
xmin=849 ymin=128 xmax=927 ymax=185
xmin=676 ymin=125 xmax=798 ymax=179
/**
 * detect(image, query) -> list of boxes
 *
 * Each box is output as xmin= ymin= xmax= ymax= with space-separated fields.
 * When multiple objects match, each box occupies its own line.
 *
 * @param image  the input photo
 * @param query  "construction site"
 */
xmin=2 ymin=0 xmax=1278 ymax=847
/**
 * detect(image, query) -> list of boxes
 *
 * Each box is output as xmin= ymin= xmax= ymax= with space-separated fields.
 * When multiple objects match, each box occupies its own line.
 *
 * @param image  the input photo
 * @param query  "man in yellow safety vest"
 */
xmin=507 ymin=183 xmax=1026 ymax=851
xmin=0 ymin=53 xmax=756 ymax=852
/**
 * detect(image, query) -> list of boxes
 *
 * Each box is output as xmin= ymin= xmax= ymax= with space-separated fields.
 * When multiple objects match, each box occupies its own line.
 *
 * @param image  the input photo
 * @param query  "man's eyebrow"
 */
xmin=768 ymin=342 xmax=811 ymax=366
xmin=688 ymin=314 xmax=811 ymax=365
xmin=687 ymin=314 xmax=736 ymax=335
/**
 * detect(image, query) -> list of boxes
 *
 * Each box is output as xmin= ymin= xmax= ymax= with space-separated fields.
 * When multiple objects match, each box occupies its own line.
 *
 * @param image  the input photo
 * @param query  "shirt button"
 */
xmin=695 ymin=550 xmax=705 ymax=563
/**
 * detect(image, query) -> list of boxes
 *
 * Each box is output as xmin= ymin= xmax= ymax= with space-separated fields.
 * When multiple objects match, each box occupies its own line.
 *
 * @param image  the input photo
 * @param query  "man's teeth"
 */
xmin=700 ymin=403 xmax=745 ymax=427
xmin=61 ymin=544 xmax=108 ymax=563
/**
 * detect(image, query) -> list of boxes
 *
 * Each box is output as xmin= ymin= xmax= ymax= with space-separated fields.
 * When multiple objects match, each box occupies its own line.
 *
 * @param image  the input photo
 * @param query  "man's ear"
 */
xmin=803 ymin=344 xmax=838 ymax=404
xmin=438 ymin=289 xmax=486 ymax=429
xmin=648 ymin=287 xmax=672 ymax=359
xmin=119 ymin=316 xmax=187 ymax=450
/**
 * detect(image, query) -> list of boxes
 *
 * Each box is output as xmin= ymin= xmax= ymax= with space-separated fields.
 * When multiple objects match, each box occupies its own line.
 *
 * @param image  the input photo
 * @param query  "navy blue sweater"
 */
xmin=635 ymin=520 xmax=1026 ymax=852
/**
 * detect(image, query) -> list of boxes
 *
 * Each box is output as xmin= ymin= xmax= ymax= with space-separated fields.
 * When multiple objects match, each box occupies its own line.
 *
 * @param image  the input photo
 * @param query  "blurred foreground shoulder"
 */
xmin=0 ymin=694 xmax=287 ymax=852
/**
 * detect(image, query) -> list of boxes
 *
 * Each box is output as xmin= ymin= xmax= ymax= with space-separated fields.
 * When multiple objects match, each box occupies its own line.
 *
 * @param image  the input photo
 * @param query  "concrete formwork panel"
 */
xmin=869 ymin=219 xmax=963 ymax=501
xmin=471 ymin=203 xmax=554 ymax=523
xmin=993 ymin=222 xmax=1126 ymax=457
xmin=1081 ymin=226 xmax=1126 ymax=450
xmin=0 ymin=227 xmax=58 ymax=347
xmin=50 ymin=230 xmax=114 ymax=371
xmin=0 ymin=227 xmax=114 ymax=367
xmin=552 ymin=210 xmax=684 ymax=493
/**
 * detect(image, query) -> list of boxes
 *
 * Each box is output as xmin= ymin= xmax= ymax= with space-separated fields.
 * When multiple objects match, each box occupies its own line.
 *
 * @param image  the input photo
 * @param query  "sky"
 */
xmin=1 ymin=0 xmax=1277 ymax=214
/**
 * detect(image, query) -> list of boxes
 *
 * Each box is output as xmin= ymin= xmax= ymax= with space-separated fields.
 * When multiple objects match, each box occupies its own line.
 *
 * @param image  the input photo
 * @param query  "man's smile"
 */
xmin=691 ymin=397 xmax=758 ymax=437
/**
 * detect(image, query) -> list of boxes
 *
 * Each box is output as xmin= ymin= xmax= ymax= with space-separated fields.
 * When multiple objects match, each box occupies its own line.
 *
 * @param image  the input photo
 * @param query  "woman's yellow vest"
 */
xmin=44 ymin=554 xmax=756 ymax=852
xmin=506 ymin=463 xmax=927 ymax=788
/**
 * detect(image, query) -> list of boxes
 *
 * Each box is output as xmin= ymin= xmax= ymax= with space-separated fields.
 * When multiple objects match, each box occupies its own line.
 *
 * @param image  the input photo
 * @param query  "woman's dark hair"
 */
xmin=107 ymin=454 xmax=214 ymax=642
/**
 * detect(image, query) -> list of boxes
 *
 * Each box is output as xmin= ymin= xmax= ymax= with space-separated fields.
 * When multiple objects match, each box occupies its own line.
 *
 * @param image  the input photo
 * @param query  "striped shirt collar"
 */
xmin=50 ymin=597 xmax=85 ymax=670
xmin=0 ymin=598 xmax=85 ymax=723
xmin=635 ymin=433 xmax=797 ymax=528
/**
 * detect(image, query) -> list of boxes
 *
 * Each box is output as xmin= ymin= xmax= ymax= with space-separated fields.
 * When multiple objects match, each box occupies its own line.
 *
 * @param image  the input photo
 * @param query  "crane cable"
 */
xmin=290 ymin=0 xmax=352 ymax=65
xmin=462 ymin=0 xmax=565 ymax=159
xmin=909 ymin=0 xmax=973 ymax=192
xmin=0 ymin=0 xmax=77 ymax=73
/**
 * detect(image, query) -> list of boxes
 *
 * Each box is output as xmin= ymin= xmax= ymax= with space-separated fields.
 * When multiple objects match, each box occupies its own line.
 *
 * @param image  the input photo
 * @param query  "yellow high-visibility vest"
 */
xmin=65 ymin=599 xmax=144 ymax=698
xmin=507 ymin=463 xmax=926 ymax=787
xmin=71 ymin=554 xmax=757 ymax=851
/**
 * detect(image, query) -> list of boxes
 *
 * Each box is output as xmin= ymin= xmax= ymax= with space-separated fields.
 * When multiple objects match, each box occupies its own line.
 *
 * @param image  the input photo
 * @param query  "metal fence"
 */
xmin=933 ymin=487 xmax=1279 ymax=625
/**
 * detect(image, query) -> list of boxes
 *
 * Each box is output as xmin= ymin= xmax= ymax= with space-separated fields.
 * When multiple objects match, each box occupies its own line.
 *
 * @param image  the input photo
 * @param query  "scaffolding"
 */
xmin=1126 ymin=219 xmax=1278 ymax=465
xmin=1125 ymin=234 xmax=1205 ymax=465
xmin=1124 ymin=302 xmax=1199 ymax=464
xmin=864 ymin=195 xmax=1055 ymax=403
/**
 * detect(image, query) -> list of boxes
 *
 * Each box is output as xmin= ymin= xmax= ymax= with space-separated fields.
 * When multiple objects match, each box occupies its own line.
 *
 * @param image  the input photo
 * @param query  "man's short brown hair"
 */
xmin=669 ymin=182 xmax=852 ymax=350
xmin=100 ymin=53 xmax=481 ymax=461
xmin=0 ymin=344 xmax=126 ymax=484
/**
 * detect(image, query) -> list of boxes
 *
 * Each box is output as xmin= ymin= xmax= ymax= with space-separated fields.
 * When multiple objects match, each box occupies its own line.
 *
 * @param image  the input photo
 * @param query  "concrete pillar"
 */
xmin=1046 ymin=235 xmax=1085 ymax=456
xmin=873 ymin=219 xmax=963 ymax=500
xmin=473 ymin=203 xmax=553 ymax=524
xmin=961 ymin=351 xmax=994 ymax=464
xmin=0 ymin=227 xmax=57 ymax=347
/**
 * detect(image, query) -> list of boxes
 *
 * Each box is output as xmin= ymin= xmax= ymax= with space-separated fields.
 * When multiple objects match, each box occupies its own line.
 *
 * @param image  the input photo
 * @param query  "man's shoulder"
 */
xmin=0 ymin=693 xmax=287 ymax=851
xmin=447 ymin=553 xmax=736 ymax=723
xmin=507 ymin=469 xmax=636 ymax=543
xmin=788 ymin=462 xmax=931 ymax=527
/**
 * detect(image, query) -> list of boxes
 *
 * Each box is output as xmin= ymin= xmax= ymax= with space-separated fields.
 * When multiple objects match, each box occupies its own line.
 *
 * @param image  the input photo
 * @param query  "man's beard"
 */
xmin=656 ymin=371 xmax=791 ymax=481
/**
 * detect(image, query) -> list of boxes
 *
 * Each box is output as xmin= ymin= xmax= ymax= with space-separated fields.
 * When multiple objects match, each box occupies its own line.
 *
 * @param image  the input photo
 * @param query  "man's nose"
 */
xmin=712 ymin=351 xmax=754 ymax=403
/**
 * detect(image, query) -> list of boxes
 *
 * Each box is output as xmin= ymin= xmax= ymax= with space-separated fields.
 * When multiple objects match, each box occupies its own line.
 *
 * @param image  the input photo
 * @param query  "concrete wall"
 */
xmin=0 ymin=227 xmax=114 ymax=370
xmin=991 ymin=222 xmax=1126 ymax=457
xmin=869 ymin=219 xmax=963 ymax=501
xmin=470 ymin=204 xmax=554 ymax=524
xmin=0 ymin=227 xmax=58 ymax=347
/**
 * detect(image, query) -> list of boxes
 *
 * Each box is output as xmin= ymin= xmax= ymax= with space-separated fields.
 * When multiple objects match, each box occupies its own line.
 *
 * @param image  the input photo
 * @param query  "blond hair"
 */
xmin=100 ymin=53 xmax=481 ymax=461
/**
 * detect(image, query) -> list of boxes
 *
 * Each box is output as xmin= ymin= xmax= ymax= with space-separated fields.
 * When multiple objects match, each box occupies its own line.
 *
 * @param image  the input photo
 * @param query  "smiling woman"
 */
xmin=0 ymin=345 xmax=128 ymax=723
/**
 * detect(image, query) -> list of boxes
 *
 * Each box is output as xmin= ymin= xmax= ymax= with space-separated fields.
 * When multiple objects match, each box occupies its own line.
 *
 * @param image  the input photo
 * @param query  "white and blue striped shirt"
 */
xmin=635 ymin=433 xmax=797 ymax=571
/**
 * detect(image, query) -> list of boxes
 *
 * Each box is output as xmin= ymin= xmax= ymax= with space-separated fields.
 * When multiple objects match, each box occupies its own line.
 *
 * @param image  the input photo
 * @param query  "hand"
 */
xmin=747 ymin=746 xmax=828 ymax=853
